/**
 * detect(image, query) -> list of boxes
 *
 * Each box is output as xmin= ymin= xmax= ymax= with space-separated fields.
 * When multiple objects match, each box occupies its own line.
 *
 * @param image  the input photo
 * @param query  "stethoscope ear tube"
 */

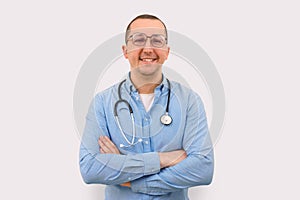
xmin=115 ymin=79 xmax=133 ymax=117
xmin=118 ymin=79 xmax=126 ymax=100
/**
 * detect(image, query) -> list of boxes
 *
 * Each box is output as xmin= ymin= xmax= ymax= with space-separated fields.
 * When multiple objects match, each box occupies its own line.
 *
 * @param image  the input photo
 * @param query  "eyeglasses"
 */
xmin=127 ymin=32 xmax=167 ymax=48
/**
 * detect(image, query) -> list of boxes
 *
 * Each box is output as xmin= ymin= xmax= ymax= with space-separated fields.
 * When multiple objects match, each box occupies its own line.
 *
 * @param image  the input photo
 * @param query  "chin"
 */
xmin=138 ymin=64 xmax=161 ymax=74
xmin=138 ymin=62 xmax=162 ymax=68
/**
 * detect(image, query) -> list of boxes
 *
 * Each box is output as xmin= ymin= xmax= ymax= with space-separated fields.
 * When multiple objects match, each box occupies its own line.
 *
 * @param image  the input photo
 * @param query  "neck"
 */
xmin=130 ymin=73 xmax=162 ymax=94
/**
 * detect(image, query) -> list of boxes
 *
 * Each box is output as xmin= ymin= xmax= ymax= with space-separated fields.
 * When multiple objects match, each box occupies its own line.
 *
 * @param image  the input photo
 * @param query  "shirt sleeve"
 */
xmin=130 ymin=92 xmax=214 ymax=195
xmin=79 ymin=94 xmax=161 ymax=185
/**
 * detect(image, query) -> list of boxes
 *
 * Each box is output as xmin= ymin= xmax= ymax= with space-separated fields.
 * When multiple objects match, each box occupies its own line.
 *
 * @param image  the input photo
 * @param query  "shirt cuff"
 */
xmin=130 ymin=152 xmax=160 ymax=193
xmin=130 ymin=175 xmax=147 ymax=193
xmin=143 ymin=152 xmax=160 ymax=175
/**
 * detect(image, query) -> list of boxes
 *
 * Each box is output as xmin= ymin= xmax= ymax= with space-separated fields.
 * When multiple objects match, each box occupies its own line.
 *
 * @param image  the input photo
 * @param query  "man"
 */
xmin=80 ymin=14 xmax=214 ymax=199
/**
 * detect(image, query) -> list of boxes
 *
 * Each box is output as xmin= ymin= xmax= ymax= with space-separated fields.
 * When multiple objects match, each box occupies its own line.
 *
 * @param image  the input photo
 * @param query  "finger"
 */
xmin=99 ymin=139 xmax=111 ymax=153
xmin=98 ymin=136 xmax=102 ymax=146
xmin=102 ymin=136 xmax=120 ymax=154
xmin=99 ymin=136 xmax=120 ymax=154
xmin=100 ymin=148 xmax=105 ymax=154
xmin=98 ymin=136 xmax=106 ymax=146
xmin=98 ymin=137 xmax=103 ymax=153
xmin=103 ymin=136 xmax=118 ymax=152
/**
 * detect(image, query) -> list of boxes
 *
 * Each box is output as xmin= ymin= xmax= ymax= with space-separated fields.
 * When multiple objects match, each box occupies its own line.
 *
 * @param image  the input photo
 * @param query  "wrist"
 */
xmin=158 ymin=152 xmax=167 ymax=168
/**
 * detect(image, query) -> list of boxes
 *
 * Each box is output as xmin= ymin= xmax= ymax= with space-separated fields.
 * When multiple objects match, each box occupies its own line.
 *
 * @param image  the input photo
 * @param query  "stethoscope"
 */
xmin=114 ymin=79 xmax=172 ymax=148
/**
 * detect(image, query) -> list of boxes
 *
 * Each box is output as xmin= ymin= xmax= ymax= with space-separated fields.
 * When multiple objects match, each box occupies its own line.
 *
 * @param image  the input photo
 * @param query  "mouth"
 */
xmin=139 ymin=57 xmax=158 ymax=63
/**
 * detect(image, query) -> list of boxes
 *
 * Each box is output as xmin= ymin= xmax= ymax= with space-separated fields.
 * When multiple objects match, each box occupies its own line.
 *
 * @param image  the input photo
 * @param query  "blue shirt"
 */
xmin=80 ymin=74 xmax=214 ymax=200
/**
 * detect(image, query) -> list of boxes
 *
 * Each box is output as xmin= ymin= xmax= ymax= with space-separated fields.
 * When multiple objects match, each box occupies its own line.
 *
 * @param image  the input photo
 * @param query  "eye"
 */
xmin=151 ymin=36 xmax=165 ymax=47
xmin=133 ymin=34 xmax=146 ymax=45
xmin=134 ymin=38 xmax=146 ymax=43
xmin=152 ymin=38 xmax=163 ymax=44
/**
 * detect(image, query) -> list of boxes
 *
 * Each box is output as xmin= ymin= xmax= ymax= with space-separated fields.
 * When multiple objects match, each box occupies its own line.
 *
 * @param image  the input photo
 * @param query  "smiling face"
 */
xmin=122 ymin=18 xmax=170 ymax=78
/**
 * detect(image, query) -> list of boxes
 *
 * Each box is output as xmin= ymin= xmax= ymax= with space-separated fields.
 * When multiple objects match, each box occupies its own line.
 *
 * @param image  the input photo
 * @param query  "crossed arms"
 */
xmin=79 ymin=92 xmax=214 ymax=195
xmin=98 ymin=135 xmax=187 ymax=187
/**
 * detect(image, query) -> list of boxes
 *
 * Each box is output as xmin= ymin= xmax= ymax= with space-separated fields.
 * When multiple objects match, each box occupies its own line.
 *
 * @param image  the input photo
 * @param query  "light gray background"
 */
xmin=1 ymin=0 xmax=299 ymax=199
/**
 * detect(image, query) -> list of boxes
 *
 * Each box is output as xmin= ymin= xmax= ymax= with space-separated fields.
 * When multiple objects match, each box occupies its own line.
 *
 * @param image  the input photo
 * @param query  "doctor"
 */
xmin=80 ymin=14 xmax=214 ymax=200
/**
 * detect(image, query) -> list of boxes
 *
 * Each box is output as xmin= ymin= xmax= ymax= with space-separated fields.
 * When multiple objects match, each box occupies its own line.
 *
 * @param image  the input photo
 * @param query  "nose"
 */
xmin=144 ymin=37 xmax=152 ymax=48
xmin=141 ymin=38 xmax=154 ymax=53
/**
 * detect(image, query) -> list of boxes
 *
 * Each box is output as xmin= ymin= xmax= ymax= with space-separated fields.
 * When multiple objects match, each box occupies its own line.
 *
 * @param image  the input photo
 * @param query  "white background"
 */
xmin=1 ymin=0 xmax=299 ymax=199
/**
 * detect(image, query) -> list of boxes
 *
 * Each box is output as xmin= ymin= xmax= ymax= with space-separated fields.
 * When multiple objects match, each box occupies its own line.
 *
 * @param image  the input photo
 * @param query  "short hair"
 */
xmin=125 ymin=14 xmax=168 ymax=44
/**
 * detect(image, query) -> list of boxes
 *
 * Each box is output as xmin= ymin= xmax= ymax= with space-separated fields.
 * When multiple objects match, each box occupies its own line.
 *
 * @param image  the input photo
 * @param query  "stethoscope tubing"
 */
xmin=114 ymin=78 xmax=172 ymax=147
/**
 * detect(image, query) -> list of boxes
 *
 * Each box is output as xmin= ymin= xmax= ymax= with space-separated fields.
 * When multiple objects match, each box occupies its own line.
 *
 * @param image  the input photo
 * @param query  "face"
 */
xmin=122 ymin=19 xmax=170 ymax=77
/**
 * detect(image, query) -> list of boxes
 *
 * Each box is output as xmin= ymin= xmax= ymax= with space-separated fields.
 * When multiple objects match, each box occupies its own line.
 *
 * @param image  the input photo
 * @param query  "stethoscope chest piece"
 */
xmin=160 ymin=113 xmax=172 ymax=125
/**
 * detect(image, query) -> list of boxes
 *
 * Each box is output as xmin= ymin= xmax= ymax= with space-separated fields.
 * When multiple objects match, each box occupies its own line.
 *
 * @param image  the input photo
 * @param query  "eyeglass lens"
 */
xmin=132 ymin=33 xmax=166 ymax=48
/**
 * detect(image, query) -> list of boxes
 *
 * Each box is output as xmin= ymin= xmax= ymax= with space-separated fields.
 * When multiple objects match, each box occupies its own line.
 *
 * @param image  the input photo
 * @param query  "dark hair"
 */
xmin=125 ymin=14 xmax=168 ymax=43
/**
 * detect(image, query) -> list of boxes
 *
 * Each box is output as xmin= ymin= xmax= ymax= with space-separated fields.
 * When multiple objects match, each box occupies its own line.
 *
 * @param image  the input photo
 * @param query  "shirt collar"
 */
xmin=124 ymin=72 xmax=170 ymax=94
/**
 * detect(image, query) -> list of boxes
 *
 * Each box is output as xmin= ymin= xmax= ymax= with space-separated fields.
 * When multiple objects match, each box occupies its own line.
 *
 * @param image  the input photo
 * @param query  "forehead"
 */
xmin=129 ymin=19 xmax=166 ymax=35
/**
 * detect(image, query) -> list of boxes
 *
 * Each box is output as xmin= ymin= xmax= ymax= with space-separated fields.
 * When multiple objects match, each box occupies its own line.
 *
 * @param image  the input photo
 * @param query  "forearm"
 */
xmin=158 ymin=150 xmax=187 ymax=168
xmin=120 ymin=149 xmax=187 ymax=188
xmin=80 ymin=143 xmax=160 ymax=185
xmin=97 ymin=139 xmax=187 ymax=187
xmin=130 ymin=151 xmax=214 ymax=195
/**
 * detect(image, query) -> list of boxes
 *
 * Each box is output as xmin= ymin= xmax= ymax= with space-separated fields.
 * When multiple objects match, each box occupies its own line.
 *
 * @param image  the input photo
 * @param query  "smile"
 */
xmin=139 ymin=57 xmax=157 ymax=62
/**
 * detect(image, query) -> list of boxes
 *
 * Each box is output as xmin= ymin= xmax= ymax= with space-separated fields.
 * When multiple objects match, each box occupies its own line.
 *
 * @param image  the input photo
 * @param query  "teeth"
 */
xmin=141 ymin=58 xmax=156 ymax=62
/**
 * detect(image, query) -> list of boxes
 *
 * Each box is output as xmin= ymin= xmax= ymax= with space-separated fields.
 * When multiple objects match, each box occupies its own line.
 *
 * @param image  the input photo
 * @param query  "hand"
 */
xmin=98 ymin=136 xmax=120 ymax=154
xmin=158 ymin=150 xmax=187 ymax=168
xmin=120 ymin=182 xmax=131 ymax=187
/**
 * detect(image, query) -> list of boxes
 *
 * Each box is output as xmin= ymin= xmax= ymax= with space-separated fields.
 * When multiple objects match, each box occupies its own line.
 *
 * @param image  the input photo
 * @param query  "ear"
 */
xmin=122 ymin=45 xmax=128 ymax=59
xmin=165 ymin=46 xmax=170 ymax=60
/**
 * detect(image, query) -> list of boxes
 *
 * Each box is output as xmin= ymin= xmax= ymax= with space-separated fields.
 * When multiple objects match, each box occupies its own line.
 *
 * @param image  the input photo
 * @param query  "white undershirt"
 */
xmin=139 ymin=93 xmax=155 ymax=112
